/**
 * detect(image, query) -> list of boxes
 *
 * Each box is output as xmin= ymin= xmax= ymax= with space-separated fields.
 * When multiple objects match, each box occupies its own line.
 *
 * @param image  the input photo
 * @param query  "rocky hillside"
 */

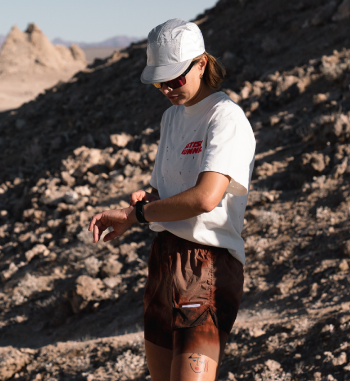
xmin=0 ymin=0 xmax=350 ymax=380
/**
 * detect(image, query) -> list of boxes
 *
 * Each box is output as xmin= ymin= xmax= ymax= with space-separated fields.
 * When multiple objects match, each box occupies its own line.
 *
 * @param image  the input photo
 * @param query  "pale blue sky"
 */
xmin=0 ymin=0 xmax=218 ymax=42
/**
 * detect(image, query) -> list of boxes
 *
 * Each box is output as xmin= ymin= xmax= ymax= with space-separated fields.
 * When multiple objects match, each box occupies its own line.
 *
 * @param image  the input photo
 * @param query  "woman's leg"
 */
xmin=145 ymin=339 xmax=173 ymax=381
xmin=170 ymin=314 xmax=229 ymax=381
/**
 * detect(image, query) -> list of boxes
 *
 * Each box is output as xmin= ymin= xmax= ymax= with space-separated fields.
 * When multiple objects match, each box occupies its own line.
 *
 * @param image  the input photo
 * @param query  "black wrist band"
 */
xmin=135 ymin=200 xmax=149 ymax=223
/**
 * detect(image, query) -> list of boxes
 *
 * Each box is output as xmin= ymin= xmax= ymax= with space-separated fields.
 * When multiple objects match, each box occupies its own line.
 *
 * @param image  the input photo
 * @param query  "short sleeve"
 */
xmin=200 ymin=108 xmax=256 ymax=196
xmin=149 ymin=112 xmax=166 ymax=190
xmin=150 ymin=164 xmax=158 ymax=189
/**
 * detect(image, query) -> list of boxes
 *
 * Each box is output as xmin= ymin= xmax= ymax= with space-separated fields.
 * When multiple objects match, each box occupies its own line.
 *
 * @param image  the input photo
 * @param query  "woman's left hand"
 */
xmin=88 ymin=207 xmax=136 ymax=243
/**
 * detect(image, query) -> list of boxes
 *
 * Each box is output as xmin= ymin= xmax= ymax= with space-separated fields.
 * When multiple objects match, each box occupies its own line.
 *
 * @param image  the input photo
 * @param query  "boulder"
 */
xmin=110 ymin=133 xmax=133 ymax=148
xmin=101 ymin=257 xmax=123 ymax=278
xmin=69 ymin=275 xmax=104 ymax=313
xmin=25 ymin=244 xmax=50 ymax=262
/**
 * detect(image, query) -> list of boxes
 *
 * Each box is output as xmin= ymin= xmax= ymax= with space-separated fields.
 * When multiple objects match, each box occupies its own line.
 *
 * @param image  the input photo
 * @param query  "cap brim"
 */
xmin=140 ymin=59 xmax=192 ymax=84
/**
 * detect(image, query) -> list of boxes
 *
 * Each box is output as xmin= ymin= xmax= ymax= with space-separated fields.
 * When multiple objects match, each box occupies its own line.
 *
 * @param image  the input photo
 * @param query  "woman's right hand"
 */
xmin=129 ymin=189 xmax=159 ymax=206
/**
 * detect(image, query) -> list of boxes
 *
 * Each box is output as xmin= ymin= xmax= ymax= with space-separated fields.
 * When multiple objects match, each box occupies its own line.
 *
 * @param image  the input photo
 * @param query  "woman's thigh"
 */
xmin=145 ymin=325 xmax=228 ymax=381
xmin=145 ymin=339 xmax=173 ymax=381
xmin=171 ymin=314 xmax=228 ymax=381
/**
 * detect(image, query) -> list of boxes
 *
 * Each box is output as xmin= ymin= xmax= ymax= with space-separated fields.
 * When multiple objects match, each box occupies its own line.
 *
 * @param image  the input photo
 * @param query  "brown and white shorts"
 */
xmin=143 ymin=231 xmax=244 ymax=349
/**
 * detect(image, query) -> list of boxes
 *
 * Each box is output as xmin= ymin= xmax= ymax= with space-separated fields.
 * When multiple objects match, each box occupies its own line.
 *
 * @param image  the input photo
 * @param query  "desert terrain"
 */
xmin=0 ymin=0 xmax=350 ymax=380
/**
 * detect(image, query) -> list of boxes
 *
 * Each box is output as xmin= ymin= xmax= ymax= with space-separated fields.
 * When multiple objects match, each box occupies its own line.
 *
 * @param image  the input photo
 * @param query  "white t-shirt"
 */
xmin=149 ymin=91 xmax=256 ymax=265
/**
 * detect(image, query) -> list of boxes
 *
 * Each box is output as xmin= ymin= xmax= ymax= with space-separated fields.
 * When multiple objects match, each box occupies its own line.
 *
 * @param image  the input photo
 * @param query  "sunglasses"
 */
xmin=153 ymin=60 xmax=198 ymax=90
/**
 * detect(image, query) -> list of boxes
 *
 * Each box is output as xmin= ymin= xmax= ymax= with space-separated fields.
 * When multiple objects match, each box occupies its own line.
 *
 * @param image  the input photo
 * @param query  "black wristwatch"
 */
xmin=135 ymin=200 xmax=149 ymax=223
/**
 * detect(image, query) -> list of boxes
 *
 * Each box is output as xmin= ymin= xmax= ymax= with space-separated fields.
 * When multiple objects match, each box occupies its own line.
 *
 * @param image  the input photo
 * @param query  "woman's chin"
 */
xmin=168 ymin=96 xmax=185 ymax=105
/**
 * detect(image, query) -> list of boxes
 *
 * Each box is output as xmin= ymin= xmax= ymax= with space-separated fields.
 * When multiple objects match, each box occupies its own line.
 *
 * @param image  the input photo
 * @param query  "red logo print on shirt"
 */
xmin=181 ymin=140 xmax=203 ymax=155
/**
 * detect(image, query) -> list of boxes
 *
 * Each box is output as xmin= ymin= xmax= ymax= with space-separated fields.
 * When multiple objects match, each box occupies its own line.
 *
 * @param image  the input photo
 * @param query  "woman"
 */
xmin=89 ymin=19 xmax=255 ymax=381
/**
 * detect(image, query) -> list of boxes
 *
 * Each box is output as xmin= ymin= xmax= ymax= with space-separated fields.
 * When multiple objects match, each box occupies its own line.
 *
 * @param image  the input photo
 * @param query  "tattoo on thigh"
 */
xmin=188 ymin=353 xmax=209 ymax=373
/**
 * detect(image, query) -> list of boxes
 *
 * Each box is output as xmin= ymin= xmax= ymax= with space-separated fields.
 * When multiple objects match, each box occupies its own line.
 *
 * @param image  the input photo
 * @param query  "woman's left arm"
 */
xmin=141 ymin=171 xmax=230 ymax=222
xmin=88 ymin=171 xmax=229 ymax=243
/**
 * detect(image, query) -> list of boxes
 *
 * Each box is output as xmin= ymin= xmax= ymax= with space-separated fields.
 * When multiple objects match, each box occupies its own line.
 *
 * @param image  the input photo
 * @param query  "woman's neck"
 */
xmin=184 ymin=82 xmax=216 ymax=107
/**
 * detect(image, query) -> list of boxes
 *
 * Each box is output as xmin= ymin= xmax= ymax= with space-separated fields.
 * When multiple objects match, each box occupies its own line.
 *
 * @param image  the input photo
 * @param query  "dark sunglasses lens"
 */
xmin=167 ymin=75 xmax=186 ymax=89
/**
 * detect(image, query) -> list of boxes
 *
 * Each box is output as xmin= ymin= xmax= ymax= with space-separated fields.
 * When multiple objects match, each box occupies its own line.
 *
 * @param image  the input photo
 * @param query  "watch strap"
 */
xmin=135 ymin=200 xmax=149 ymax=223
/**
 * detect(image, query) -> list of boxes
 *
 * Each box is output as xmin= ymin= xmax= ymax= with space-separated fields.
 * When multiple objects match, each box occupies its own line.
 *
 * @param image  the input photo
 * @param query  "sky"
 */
xmin=0 ymin=0 xmax=218 ymax=42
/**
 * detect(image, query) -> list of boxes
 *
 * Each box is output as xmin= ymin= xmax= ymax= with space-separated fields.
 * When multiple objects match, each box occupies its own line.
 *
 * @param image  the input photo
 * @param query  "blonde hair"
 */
xmin=193 ymin=51 xmax=226 ymax=89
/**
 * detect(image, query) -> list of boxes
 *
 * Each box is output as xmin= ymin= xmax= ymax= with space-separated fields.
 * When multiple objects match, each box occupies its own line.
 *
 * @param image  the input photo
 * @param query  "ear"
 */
xmin=199 ymin=55 xmax=208 ymax=71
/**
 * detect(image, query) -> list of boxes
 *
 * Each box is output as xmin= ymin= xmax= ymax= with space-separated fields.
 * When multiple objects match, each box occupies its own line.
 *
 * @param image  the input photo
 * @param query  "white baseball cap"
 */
xmin=140 ymin=18 xmax=205 ymax=84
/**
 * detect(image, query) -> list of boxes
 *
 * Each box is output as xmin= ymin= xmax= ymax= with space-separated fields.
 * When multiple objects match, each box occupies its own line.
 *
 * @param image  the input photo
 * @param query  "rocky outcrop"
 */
xmin=0 ymin=24 xmax=86 ymax=75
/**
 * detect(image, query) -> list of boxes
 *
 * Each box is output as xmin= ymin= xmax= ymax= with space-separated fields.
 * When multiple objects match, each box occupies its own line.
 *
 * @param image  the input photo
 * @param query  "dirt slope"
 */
xmin=0 ymin=0 xmax=350 ymax=380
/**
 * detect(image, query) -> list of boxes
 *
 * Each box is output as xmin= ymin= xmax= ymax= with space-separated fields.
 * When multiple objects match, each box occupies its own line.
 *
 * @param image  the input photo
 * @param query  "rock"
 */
xmin=274 ymin=282 xmax=292 ymax=296
xmin=70 ymin=275 xmax=104 ymax=313
xmin=321 ymin=376 xmax=337 ymax=381
xmin=22 ymin=208 xmax=46 ymax=221
xmin=250 ymin=101 xmax=259 ymax=112
xmin=0 ymin=346 xmax=32 ymax=380
xmin=101 ymin=257 xmax=123 ymax=277
xmin=310 ymin=283 xmax=318 ymax=297
xmin=126 ymin=151 xmax=142 ymax=165
xmin=25 ymin=244 xmax=50 ymax=262
xmin=148 ymin=149 xmax=157 ymax=162
xmin=224 ymin=89 xmax=241 ymax=103
xmin=255 ymin=210 xmax=282 ymax=228
xmin=124 ymin=164 xmax=142 ymax=177
xmin=75 ymin=185 xmax=91 ymax=196
xmin=0 ymin=23 xmax=86 ymax=75
xmin=265 ymin=359 xmax=282 ymax=372
xmin=12 ymin=274 xmax=52 ymax=305
xmin=270 ymin=115 xmax=280 ymax=126
xmin=63 ymin=190 xmax=79 ymax=204
xmin=333 ymin=157 xmax=348 ymax=178
xmin=302 ymin=152 xmax=329 ymax=172
xmin=110 ymin=169 xmax=124 ymax=184
xmin=77 ymin=229 xmax=94 ymax=244
xmin=226 ymin=372 xmax=238 ymax=380
xmin=240 ymin=81 xmax=252 ymax=99
xmin=1 ymin=263 xmax=18 ymax=282
xmin=332 ymin=0 xmax=350 ymax=21
xmin=332 ymin=352 xmax=347 ymax=366
xmin=249 ymin=327 xmax=266 ymax=337
xmin=321 ymin=55 xmax=346 ymax=81
xmin=333 ymin=114 xmax=350 ymax=136
xmin=103 ymin=276 xmax=122 ymax=289
xmin=343 ymin=240 xmax=350 ymax=255
xmin=84 ymin=256 xmax=102 ymax=277
xmin=313 ymin=93 xmax=329 ymax=105
xmin=110 ymin=133 xmax=133 ymax=148
xmin=275 ymin=75 xmax=300 ymax=97
xmin=69 ymin=44 xmax=86 ymax=62
xmin=73 ymin=147 xmax=101 ymax=177
xmin=61 ymin=171 xmax=76 ymax=187
xmin=339 ymin=259 xmax=349 ymax=272
xmin=40 ymin=189 xmax=66 ymax=206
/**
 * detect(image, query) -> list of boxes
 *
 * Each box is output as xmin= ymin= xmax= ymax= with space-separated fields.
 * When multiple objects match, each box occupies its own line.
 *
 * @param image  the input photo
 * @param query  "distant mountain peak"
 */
xmin=51 ymin=35 xmax=143 ymax=48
